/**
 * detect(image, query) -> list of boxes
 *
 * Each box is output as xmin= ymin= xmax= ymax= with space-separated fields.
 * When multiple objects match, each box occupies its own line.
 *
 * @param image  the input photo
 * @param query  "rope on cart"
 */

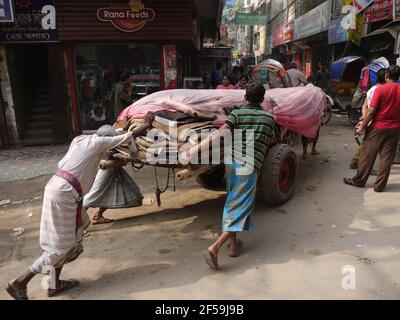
xmin=154 ymin=166 xmax=176 ymax=207
xmin=130 ymin=161 xmax=144 ymax=173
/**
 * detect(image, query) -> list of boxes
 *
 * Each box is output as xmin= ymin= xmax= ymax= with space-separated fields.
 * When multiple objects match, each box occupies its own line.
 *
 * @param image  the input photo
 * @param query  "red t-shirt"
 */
xmin=370 ymin=82 xmax=400 ymax=129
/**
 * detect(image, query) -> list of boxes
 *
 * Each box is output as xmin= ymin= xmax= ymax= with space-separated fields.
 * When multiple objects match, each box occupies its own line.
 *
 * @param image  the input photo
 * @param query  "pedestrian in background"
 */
xmin=235 ymin=75 xmax=250 ymax=90
xmin=344 ymin=65 xmax=400 ymax=192
xmin=316 ymin=63 xmax=330 ymax=92
xmin=211 ymin=62 xmax=223 ymax=89
xmin=287 ymin=62 xmax=308 ymax=87
xmin=217 ymin=75 xmax=235 ymax=89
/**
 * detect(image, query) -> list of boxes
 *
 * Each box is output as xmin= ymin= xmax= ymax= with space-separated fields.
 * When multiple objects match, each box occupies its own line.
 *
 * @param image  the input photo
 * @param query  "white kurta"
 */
xmin=30 ymin=133 xmax=133 ymax=274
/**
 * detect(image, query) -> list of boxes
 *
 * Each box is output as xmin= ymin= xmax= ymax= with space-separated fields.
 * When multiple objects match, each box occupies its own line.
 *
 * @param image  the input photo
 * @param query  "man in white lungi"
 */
xmin=6 ymin=114 xmax=153 ymax=300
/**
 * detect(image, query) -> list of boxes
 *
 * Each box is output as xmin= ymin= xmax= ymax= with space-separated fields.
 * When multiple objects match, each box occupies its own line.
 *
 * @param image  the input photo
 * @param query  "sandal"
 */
xmin=47 ymin=279 xmax=79 ymax=297
xmin=227 ymin=239 xmax=243 ymax=258
xmin=343 ymin=178 xmax=364 ymax=188
xmin=91 ymin=216 xmax=114 ymax=225
xmin=204 ymin=250 xmax=218 ymax=270
xmin=6 ymin=283 xmax=28 ymax=300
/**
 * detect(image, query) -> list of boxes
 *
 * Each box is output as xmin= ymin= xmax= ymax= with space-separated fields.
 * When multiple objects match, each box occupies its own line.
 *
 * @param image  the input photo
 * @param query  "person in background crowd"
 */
xmin=212 ymin=62 xmax=223 ymax=89
xmin=287 ymin=62 xmax=308 ymax=87
xmin=232 ymin=66 xmax=241 ymax=85
xmin=316 ymin=63 xmax=330 ymax=92
xmin=202 ymin=71 xmax=212 ymax=89
xmin=193 ymin=81 xmax=206 ymax=89
xmin=217 ymin=75 xmax=235 ymax=90
xmin=344 ymin=65 xmax=400 ymax=192
xmin=235 ymin=75 xmax=250 ymax=90
xmin=307 ymin=75 xmax=317 ymax=86
xmin=117 ymin=76 xmax=133 ymax=114
xmin=239 ymin=66 xmax=246 ymax=77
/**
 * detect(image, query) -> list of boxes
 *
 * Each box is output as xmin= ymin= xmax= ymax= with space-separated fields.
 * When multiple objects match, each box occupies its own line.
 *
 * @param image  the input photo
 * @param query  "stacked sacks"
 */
xmin=129 ymin=110 xmax=222 ymax=166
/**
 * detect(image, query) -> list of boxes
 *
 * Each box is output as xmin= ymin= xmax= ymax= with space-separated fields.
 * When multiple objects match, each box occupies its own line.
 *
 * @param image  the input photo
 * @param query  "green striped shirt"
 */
xmin=226 ymin=104 xmax=275 ymax=172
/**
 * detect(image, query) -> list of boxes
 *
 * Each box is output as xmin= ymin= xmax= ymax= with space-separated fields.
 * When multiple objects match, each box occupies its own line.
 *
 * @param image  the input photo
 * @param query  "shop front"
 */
xmin=57 ymin=0 xmax=205 ymax=133
xmin=293 ymin=0 xmax=331 ymax=77
xmin=0 ymin=0 xmax=70 ymax=146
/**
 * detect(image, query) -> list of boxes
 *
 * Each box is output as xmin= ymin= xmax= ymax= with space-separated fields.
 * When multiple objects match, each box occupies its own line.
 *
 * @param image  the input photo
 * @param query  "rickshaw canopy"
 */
xmin=330 ymin=56 xmax=365 ymax=81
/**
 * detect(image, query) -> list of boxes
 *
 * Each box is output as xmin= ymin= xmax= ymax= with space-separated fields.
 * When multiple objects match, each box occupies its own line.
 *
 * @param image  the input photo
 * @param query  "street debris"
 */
xmin=355 ymin=244 xmax=367 ymax=248
xmin=0 ymin=199 xmax=11 ymax=206
xmin=362 ymin=220 xmax=373 ymax=225
xmin=11 ymin=199 xmax=29 ymax=205
xmin=28 ymin=212 xmax=33 ymax=218
xmin=304 ymin=248 xmax=321 ymax=256
xmin=331 ymin=225 xmax=336 ymax=228
xmin=341 ymin=252 xmax=374 ymax=265
xmin=322 ymin=157 xmax=337 ymax=166
xmin=143 ymin=198 xmax=155 ymax=206
xmin=11 ymin=227 xmax=25 ymax=238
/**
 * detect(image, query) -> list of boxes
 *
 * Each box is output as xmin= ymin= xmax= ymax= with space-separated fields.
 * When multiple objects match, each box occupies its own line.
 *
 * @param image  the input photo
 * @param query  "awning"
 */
xmin=364 ymin=21 xmax=400 ymax=40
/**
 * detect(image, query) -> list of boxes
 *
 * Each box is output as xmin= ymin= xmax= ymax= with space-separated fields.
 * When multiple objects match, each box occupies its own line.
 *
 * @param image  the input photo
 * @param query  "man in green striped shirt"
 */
xmin=179 ymin=84 xmax=275 ymax=270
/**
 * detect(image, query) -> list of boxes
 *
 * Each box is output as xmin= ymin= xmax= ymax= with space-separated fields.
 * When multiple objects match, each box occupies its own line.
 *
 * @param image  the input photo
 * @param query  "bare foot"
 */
xmin=204 ymin=248 xmax=218 ymax=270
xmin=91 ymin=216 xmax=114 ymax=225
xmin=311 ymin=150 xmax=320 ymax=156
xmin=228 ymin=239 xmax=243 ymax=258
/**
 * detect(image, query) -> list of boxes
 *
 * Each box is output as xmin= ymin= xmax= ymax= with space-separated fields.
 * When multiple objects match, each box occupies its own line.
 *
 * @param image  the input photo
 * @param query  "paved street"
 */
xmin=1 ymin=115 xmax=400 ymax=300
xmin=0 ymin=146 xmax=68 ymax=182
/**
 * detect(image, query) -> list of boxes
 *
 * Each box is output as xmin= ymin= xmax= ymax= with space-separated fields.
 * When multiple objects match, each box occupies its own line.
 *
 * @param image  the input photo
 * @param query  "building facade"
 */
xmin=0 ymin=0 xmax=223 ymax=146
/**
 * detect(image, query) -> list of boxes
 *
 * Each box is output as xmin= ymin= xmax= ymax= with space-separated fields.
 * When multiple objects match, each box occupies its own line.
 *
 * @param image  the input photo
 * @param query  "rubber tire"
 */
xmin=196 ymin=165 xmax=226 ymax=190
xmin=258 ymin=144 xmax=299 ymax=205
xmin=321 ymin=101 xmax=332 ymax=126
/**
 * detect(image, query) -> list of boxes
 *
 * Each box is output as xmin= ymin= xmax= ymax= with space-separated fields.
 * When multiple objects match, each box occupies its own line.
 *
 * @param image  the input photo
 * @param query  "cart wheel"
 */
xmin=196 ymin=165 xmax=226 ymax=190
xmin=321 ymin=100 xmax=333 ymax=126
xmin=258 ymin=144 xmax=298 ymax=205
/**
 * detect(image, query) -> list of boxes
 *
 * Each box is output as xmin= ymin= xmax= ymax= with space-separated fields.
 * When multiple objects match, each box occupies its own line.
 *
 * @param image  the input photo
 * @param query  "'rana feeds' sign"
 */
xmin=97 ymin=0 xmax=155 ymax=33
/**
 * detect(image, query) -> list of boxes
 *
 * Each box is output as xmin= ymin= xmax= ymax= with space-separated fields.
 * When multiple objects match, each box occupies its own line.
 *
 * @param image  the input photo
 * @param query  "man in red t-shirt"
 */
xmin=344 ymin=65 xmax=400 ymax=192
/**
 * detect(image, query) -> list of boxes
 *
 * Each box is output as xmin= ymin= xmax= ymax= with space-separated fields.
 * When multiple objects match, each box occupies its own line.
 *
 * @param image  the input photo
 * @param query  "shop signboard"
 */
xmin=328 ymin=16 xmax=349 ymax=44
xmin=259 ymin=26 xmax=266 ymax=55
xmin=365 ymin=0 xmax=393 ymax=23
xmin=0 ymin=0 xmax=14 ymax=22
xmin=272 ymin=21 xmax=294 ymax=47
xmin=395 ymin=31 xmax=400 ymax=54
xmin=163 ymin=45 xmax=177 ymax=90
xmin=201 ymin=48 xmax=231 ymax=58
xmin=349 ymin=13 xmax=365 ymax=46
xmin=394 ymin=0 xmax=400 ymax=20
xmin=260 ymin=68 xmax=268 ymax=84
xmin=235 ymin=13 xmax=268 ymax=26
xmin=294 ymin=1 xmax=331 ymax=41
xmin=0 ymin=0 xmax=57 ymax=42
xmin=353 ymin=0 xmax=375 ymax=11
xmin=97 ymin=0 xmax=155 ymax=32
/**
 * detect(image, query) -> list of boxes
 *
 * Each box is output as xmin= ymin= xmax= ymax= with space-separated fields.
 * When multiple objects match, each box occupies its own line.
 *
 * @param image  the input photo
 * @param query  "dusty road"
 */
xmin=1 ymin=115 xmax=400 ymax=300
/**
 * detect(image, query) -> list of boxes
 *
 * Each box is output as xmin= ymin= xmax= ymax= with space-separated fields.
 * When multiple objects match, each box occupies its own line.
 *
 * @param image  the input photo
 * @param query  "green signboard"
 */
xmin=235 ymin=13 xmax=268 ymax=25
xmin=260 ymin=68 xmax=269 ymax=84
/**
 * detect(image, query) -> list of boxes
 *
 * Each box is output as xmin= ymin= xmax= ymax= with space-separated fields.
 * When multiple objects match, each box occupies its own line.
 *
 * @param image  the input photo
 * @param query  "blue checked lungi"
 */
xmin=222 ymin=161 xmax=258 ymax=232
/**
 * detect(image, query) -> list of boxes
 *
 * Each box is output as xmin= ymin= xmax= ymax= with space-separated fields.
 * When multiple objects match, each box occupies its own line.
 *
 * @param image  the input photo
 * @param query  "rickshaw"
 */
xmin=253 ymin=59 xmax=333 ymax=126
xmin=329 ymin=56 xmax=366 ymax=123
xmin=251 ymin=59 xmax=291 ymax=89
xmin=350 ymin=57 xmax=390 ymax=124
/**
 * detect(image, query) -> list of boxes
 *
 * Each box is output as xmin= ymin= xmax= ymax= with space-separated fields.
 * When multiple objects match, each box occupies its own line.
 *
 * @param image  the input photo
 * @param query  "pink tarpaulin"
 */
xmin=118 ymin=86 xmax=326 ymax=138
xmin=262 ymin=85 xmax=326 ymax=138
